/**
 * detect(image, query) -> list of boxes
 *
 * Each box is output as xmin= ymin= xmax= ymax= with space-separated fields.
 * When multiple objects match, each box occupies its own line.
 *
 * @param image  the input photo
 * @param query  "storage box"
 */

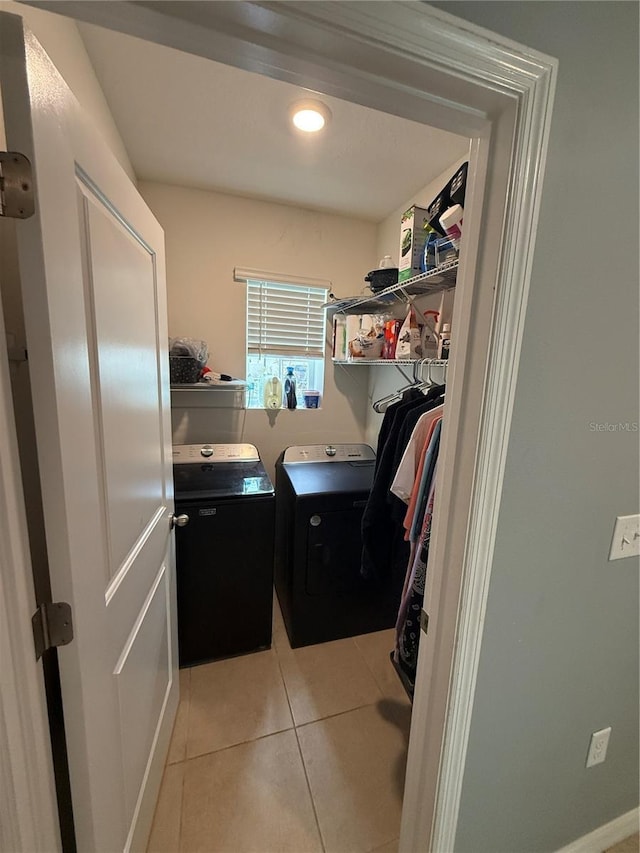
xmin=169 ymin=356 xmax=202 ymax=384
xmin=398 ymin=205 xmax=430 ymax=282
xmin=303 ymin=391 xmax=320 ymax=408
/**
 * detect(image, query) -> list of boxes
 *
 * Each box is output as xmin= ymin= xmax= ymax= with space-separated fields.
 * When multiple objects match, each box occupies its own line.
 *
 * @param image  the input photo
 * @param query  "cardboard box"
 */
xmin=398 ymin=205 xmax=429 ymax=282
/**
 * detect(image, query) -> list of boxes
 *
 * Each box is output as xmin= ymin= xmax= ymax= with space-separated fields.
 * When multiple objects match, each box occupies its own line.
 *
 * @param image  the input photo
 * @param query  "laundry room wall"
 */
xmin=139 ymin=181 xmax=377 ymax=476
xmin=364 ymin=153 xmax=468 ymax=448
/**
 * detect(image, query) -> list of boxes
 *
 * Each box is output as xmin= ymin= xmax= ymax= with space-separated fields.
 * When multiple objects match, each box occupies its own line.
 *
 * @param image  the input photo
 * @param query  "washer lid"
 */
xmin=173 ymin=458 xmax=273 ymax=500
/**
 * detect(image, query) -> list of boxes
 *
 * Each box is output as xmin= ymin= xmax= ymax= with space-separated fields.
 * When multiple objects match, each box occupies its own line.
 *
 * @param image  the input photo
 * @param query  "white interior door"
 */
xmin=0 ymin=13 xmax=178 ymax=851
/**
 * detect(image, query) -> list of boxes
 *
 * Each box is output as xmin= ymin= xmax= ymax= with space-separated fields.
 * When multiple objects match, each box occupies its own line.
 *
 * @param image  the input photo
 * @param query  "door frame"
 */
xmin=9 ymin=2 xmax=557 ymax=849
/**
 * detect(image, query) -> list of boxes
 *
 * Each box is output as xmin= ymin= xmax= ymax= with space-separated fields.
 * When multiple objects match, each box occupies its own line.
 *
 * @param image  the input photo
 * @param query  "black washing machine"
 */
xmin=274 ymin=444 xmax=401 ymax=648
xmin=173 ymin=443 xmax=274 ymax=667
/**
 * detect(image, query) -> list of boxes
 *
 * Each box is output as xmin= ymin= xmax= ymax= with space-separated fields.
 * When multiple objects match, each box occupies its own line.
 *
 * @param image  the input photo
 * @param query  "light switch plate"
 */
xmin=609 ymin=514 xmax=640 ymax=561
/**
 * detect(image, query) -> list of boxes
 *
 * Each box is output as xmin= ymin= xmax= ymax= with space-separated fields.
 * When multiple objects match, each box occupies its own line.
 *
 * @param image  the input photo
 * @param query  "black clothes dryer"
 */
xmin=274 ymin=444 xmax=402 ymax=648
xmin=173 ymin=443 xmax=274 ymax=667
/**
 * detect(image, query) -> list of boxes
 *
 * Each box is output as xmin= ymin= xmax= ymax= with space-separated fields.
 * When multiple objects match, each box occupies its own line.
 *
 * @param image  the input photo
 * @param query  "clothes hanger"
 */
xmin=372 ymin=359 xmax=429 ymax=413
xmin=415 ymin=359 xmax=433 ymax=393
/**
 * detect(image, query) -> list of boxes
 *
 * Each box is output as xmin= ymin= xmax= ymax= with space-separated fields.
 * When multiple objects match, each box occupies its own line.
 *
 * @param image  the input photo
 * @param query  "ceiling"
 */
xmin=79 ymin=22 xmax=470 ymax=223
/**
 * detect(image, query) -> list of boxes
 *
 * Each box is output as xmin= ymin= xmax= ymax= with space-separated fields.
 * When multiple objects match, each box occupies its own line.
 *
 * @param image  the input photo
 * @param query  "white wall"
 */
xmin=139 ymin=181 xmax=378 ymax=476
xmin=430 ymin=3 xmax=640 ymax=851
xmin=364 ymin=153 xmax=468 ymax=448
xmin=0 ymin=0 xmax=134 ymax=180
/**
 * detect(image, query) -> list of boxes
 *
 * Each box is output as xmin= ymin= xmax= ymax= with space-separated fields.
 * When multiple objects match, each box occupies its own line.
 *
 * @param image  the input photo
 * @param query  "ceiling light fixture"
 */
xmin=290 ymin=99 xmax=331 ymax=133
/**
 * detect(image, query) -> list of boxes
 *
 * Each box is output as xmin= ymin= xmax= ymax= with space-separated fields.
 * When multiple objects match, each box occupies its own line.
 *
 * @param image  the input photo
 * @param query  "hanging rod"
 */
xmin=372 ymin=358 xmax=448 ymax=414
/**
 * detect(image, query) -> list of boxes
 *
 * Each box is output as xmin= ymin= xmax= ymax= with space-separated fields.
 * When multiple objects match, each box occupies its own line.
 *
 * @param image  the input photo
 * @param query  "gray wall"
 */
xmin=430 ymin=3 xmax=639 ymax=850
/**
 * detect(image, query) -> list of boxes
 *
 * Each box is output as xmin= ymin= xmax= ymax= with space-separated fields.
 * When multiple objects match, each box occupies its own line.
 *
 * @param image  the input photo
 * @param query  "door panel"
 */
xmin=78 ymin=183 xmax=166 ymax=579
xmin=0 ymin=14 xmax=178 ymax=851
xmin=115 ymin=566 xmax=170 ymax=827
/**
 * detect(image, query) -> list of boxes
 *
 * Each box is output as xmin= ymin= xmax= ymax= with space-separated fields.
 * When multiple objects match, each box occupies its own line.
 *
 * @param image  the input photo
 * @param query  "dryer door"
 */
xmin=305 ymin=505 xmax=366 ymax=596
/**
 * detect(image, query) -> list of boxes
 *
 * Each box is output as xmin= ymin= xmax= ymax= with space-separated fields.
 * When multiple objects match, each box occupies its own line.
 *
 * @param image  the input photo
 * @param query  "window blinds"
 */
xmin=247 ymin=279 xmax=328 ymax=357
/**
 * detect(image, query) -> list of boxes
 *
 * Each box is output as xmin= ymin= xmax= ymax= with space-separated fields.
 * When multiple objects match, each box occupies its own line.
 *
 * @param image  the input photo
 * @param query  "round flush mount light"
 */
xmin=289 ymin=99 xmax=332 ymax=133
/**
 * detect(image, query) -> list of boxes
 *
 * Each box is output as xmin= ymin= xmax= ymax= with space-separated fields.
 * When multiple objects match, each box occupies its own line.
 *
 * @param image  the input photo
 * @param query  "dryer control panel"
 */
xmin=282 ymin=444 xmax=375 ymax=464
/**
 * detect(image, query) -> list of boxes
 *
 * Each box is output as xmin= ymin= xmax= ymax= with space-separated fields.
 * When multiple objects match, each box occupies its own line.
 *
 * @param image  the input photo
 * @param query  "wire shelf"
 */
xmin=323 ymin=259 xmax=458 ymax=315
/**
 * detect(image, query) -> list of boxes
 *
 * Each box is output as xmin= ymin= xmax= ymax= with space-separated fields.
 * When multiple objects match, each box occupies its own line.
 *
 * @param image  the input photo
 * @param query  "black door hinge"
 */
xmin=32 ymin=602 xmax=73 ymax=660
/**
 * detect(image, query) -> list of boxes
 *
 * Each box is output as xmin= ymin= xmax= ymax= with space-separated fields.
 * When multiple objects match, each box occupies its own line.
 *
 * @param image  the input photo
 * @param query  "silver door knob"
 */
xmin=170 ymin=513 xmax=189 ymax=529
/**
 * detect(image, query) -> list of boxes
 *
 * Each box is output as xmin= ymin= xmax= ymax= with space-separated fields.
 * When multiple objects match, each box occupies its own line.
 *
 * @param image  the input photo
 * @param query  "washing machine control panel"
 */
xmin=172 ymin=443 xmax=260 ymax=463
xmin=282 ymin=444 xmax=375 ymax=463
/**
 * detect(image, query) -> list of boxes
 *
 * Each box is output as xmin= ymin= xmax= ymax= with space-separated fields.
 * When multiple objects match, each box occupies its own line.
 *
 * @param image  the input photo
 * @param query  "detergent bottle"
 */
xmin=283 ymin=366 xmax=297 ymax=409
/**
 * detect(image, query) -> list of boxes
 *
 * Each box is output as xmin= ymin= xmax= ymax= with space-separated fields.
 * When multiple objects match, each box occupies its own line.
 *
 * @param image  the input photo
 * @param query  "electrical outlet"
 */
xmin=609 ymin=515 xmax=640 ymax=561
xmin=586 ymin=727 xmax=611 ymax=767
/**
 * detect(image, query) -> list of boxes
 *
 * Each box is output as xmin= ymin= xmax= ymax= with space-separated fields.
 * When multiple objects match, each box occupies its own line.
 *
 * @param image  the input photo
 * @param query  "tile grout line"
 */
xmin=295 ymin=699 xmax=385 ymax=730
xmin=181 ymin=639 xmax=295 ymax=764
xmin=176 ymin=760 xmax=186 ymax=853
xmin=273 ymin=614 xmax=327 ymax=853
xmin=292 ymin=724 xmax=327 ymax=853
xmin=146 ymin=763 xmax=167 ymax=851
xmin=181 ymin=721 xmax=295 ymax=764
xmin=353 ymin=635 xmax=395 ymax=701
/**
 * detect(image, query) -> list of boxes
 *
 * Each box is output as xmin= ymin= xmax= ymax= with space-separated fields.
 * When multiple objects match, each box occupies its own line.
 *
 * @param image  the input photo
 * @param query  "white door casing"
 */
xmin=0 ymin=12 xmax=178 ymax=852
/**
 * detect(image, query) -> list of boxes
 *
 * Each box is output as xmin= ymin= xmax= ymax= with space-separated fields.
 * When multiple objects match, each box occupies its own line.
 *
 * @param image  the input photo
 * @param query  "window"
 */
xmin=245 ymin=278 xmax=327 ymax=409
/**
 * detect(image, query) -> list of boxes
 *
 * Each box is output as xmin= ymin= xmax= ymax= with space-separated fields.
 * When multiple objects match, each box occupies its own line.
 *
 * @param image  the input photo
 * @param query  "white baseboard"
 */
xmin=556 ymin=807 xmax=639 ymax=853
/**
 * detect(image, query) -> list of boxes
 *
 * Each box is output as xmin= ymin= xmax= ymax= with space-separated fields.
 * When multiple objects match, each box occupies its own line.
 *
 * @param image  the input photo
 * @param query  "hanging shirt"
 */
xmin=361 ymin=386 xmax=443 ymax=582
xmin=401 ymin=416 xmax=442 ymax=542
xmin=388 ymin=389 xmax=444 ymax=527
xmin=390 ymin=404 xmax=444 ymax=503
xmin=395 ymin=469 xmax=437 ymax=641
xmin=394 ymin=478 xmax=437 ymax=692
xmin=408 ymin=418 xmax=442 ymax=543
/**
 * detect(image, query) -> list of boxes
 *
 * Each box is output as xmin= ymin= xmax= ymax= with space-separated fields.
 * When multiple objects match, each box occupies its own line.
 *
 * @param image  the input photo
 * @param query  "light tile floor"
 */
xmin=148 ymin=599 xmax=411 ymax=853
xmin=606 ymin=834 xmax=640 ymax=853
